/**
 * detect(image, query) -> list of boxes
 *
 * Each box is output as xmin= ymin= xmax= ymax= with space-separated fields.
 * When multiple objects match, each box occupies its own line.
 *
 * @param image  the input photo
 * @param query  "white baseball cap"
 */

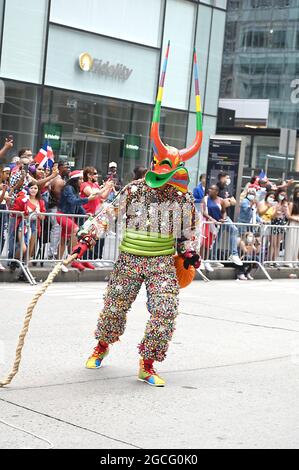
xmin=109 ymin=162 xmax=117 ymax=168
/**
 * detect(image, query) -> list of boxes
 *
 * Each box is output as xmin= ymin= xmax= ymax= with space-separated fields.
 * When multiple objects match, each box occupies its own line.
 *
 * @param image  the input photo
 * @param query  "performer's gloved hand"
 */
xmin=72 ymin=241 xmax=89 ymax=259
xmin=182 ymin=250 xmax=201 ymax=270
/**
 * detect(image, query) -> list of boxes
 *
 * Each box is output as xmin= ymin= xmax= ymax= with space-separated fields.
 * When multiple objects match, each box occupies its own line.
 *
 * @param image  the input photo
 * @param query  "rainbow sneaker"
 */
xmin=85 ymin=342 xmax=109 ymax=369
xmin=138 ymin=359 xmax=165 ymax=387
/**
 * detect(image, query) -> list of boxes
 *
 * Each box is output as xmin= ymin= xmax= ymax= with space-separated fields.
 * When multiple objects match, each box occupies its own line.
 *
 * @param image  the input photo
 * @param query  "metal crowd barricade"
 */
xmin=258 ymin=223 xmax=299 ymax=269
xmin=2 ymin=208 xmax=299 ymax=284
xmin=200 ymin=220 xmax=272 ymax=281
xmin=0 ymin=209 xmax=36 ymax=285
xmin=26 ymin=212 xmax=119 ymax=269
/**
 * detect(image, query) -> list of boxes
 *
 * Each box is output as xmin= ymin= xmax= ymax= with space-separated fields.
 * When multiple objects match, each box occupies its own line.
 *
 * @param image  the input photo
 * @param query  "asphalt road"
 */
xmin=0 ymin=279 xmax=299 ymax=449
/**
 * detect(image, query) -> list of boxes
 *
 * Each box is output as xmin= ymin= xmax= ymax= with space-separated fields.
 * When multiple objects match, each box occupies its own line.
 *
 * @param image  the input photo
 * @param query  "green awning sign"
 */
xmin=124 ymin=134 xmax=141 ymax=159
xmin=42 ymin=124 xmax=62 ymax=152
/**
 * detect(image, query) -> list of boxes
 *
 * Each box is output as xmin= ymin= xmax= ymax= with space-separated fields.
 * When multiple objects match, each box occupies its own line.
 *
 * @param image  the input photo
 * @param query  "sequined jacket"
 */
xmin=78 ymin=179 xmax=201 ymax=257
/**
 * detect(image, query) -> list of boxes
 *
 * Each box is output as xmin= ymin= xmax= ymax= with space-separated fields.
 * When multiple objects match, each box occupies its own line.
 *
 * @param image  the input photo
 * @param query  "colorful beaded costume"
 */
xmin=74 ymin=43 xmax=203 ymax=386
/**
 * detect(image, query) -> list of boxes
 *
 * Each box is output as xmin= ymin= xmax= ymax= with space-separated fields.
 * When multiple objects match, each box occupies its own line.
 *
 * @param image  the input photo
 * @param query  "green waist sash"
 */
xmin=119 ymin=230 xmax=175 ymax=257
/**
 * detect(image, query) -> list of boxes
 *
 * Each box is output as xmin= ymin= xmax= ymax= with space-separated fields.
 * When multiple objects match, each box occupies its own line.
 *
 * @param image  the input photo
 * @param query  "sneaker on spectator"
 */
xmin=61 ymin=264 xmax=69 ymax=273
xmin=204 ymin=262 xmax=214 ymax=272
xmin=228 ymin=254 xmax=243 ymax=266
xmin=0 ymin=262 xmax=5 ymax=272
xmin=246 ymin=273 xmax=254 ymax=280
xmin=237 ymin=274 xmax=247 ymax=281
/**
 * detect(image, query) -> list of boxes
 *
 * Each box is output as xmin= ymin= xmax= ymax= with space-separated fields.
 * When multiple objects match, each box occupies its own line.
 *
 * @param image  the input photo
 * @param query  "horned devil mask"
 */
xmin=145 ymin=42 xmax=203 ymax=193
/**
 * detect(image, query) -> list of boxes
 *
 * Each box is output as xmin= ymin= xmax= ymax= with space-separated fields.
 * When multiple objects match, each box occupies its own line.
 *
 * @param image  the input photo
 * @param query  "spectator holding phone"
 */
xmin=0 ymin=135 xmax=14 ymax=160
xmin=238 ymin=187 xmax=261 ymax=233
xmin=80 ymin=166 xmax=114 ymax=265
xmin=105 ymin=162 xmax=122 ymax=195
xmin=57 ymin=170 xmax=99 ymax=272
xmin=9 ymin=149 xmax=58 ymax=207
xmin=10 ymin=182 xmax=46 ymax=275
xmin=80 ymin=166 xmax=114 ymax=215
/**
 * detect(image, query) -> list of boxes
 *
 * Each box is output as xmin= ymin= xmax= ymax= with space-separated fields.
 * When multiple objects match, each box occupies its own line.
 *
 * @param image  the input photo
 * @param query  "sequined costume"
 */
xmin=94 ymin=180 xmax=199 ymax=362
xmin=74 ymin=43 xmax=203 ymax=385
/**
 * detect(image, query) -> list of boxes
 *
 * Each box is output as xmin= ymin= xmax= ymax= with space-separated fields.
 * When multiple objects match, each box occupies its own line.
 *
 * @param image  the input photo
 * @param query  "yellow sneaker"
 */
xmin=85 ymin=343 xmax=109 ymax=369
xmin=138 ymin=358 xmax=165 ymax=387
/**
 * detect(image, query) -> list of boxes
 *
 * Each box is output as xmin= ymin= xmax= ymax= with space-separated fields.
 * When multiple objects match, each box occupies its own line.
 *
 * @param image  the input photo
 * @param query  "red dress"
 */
xmin=12 ymin=193 xmax=46 ymax=237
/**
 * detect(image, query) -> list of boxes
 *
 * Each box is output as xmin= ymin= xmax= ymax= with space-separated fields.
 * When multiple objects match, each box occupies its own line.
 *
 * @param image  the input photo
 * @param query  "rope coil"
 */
xmin=0 ymin=254 xmax=78 ymax=388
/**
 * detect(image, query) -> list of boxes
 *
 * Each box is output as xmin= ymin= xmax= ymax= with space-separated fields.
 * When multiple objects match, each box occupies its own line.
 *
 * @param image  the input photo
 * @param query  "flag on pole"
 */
xmin=34 ymin=140 xmax=55 ymax=169
xmin=34 ymin=141 xmax=48 ymax=168
xmin=46 ymin=142 xmax=54 ymax=169
xmin=258 ymin=169 xmax=267 ymax=180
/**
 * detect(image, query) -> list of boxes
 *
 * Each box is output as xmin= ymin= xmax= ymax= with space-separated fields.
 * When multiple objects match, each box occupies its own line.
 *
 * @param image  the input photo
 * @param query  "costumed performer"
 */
xmin=73 ymin=43 xmax=203 ymax=387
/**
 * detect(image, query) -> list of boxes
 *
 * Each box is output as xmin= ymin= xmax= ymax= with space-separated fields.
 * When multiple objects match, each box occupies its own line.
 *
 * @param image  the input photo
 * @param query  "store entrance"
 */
xmin=67 ymin=133 xmax=124 ymax=183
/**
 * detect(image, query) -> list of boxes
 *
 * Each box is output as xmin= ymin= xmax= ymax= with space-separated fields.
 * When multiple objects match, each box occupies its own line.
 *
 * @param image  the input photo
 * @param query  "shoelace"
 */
xmin=93 ymin=344 xmax=107 ymax=357
xmin=143 ymin=361 xmax=157 ymax=376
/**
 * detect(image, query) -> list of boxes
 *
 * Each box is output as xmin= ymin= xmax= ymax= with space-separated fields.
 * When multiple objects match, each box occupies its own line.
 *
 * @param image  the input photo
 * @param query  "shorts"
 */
xmin=56 ymin=213 xmax=78 ymax=239
xmin=272 ymin=218 xmax=288 ymax=235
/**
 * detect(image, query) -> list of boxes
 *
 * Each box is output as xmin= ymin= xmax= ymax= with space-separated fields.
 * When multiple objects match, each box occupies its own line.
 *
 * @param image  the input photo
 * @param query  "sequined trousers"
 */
xmin=95 ymin=252 xmax=180 ymax=362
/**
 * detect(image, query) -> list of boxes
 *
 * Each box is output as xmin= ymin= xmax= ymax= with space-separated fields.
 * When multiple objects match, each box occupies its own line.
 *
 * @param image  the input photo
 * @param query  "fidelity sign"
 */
xmin=79 ymin=52 xmax=133 ymax=81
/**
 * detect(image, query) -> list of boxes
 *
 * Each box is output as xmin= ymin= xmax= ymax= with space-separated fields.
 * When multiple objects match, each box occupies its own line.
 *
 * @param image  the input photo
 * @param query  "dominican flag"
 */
xmin=34 ymin=140 xmax=55 ymax=169
xmin=258 ymin=169 xmax=267 ymax=180
xmin=46 ymin=143 xmax=54 ymax=169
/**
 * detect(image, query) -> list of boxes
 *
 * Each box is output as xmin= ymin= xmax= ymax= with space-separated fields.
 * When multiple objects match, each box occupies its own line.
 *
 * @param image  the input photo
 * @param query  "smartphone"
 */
xmin=23 ymin=163 xmax=29 ymax=173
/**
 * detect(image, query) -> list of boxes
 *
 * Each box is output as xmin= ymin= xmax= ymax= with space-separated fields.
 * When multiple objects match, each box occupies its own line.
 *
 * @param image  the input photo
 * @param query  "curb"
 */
xmin=0 ymin=266 xmax=298 ymax=282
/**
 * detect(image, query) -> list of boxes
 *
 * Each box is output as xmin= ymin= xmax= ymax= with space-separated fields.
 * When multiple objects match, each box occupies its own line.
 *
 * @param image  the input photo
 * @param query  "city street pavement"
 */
xmin=0 ymin=279 xmax=299 ymax=449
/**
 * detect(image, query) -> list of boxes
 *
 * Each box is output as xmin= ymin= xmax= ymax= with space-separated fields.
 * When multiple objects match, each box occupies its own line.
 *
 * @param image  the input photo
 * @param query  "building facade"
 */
xmin=0 ymin=0 xmax=226 ymax=186
xmin=220 ymin=0 xmax=299 ymax=129
xmin=219 ymin=0 xmax=299 ymax=183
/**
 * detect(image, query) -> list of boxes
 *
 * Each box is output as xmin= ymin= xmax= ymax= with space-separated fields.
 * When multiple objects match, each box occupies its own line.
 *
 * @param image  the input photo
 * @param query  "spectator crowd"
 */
xmin=1 ymin=135 xmax=299 ymax=282
xmin=193 ymin=171 xmax=299 ymax=280
xmin=0 ymin=138 xmax=121 ymax=277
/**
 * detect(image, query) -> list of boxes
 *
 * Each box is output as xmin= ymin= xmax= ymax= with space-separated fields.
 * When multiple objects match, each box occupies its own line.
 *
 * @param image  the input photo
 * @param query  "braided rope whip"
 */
xmin=0 ymin=253 xmax=78 ymax=388
xmin=0 ymin=189 xmax=124 ymax=389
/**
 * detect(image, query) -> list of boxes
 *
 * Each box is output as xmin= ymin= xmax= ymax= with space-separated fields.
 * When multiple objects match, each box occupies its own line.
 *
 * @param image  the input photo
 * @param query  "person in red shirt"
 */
xmin=80 ymin=167 xmax=114 ymax=215
xmin=12 ymin=182 xmax=46 ymax=268
xmin=80 ymin=167 xmax=114 ymax=265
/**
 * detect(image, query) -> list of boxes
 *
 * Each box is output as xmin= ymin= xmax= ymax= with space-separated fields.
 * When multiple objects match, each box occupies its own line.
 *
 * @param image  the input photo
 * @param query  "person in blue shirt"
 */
xmin=193 ymin=174 xmax=206 ymax=207
xmin=238 ymin=187 xmax=261 ymax=234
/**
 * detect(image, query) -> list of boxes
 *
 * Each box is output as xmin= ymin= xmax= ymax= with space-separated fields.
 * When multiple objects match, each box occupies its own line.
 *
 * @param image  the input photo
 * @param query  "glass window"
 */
xmin=0 ymin=0 xmax=4 ymax=42
xmin=201 ymin=0 xmax=227 ymax=8
xmin=0 ymin=80 xmax=41 ymax=161
xmin=45 ymin=25 xmax=159 ymax=105
xmin=184 ymin=111 xmax=202 ymax=189
xmin=0 ymin=0 xmax=48 ymax=84
xmin=161 ymin=0 xmax=196 ymax=110
xmin=220 ymin=0 xmax=299 ymax=129
xmin=190 ymin=4 xmax=212 ymax=113
xmin=50 ymin=0 xmax=163 ymax=48
xmin=251 ymin=135 xmax=285 ymax=180
xmin=41 ymin=88 xmax=188 ymax=184
xmin=197 ymin=115 xmax=217 ymax=178
xmin=204 ymin=9 xmax=226 ymax=116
